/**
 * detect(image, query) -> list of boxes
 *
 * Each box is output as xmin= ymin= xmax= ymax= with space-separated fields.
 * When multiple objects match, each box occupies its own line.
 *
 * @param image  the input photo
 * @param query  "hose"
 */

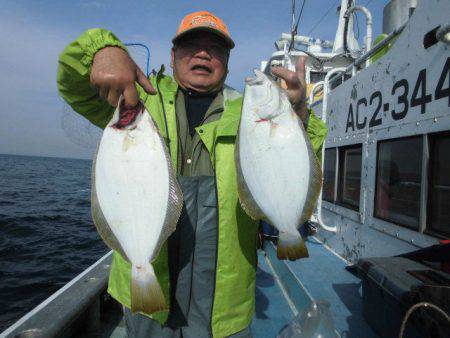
xmin=398 ymin=301 xmax=450 ymax=338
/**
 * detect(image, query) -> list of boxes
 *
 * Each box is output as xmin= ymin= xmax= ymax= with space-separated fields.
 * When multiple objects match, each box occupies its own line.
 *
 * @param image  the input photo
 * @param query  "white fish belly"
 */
xmin=95 ymin=114 xmax=169 ymax=266
xmin=239 ymin=110 xmax=310 ymax=234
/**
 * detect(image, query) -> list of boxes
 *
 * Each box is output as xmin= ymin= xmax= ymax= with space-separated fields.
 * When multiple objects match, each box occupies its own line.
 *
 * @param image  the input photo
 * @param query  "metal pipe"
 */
xmin=322 ymin=68 xmax=347 ymax=121
xmin=313 ymin=68 xmax=347 ymax=233
xmin=346 ymin=6 xmax=373 ymax=65
xmin=280 ymin=33 xmax=334 ymax=49
xmin=351 ymin=22 xmax=406 ymax=69
xmin=326 ymin=22 xmax=406 ymax=88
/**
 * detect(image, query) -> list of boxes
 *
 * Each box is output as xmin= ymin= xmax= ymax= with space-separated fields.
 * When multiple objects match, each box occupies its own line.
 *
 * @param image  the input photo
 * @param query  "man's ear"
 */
xmin=170 ymin=48 xmax=175 ymax=69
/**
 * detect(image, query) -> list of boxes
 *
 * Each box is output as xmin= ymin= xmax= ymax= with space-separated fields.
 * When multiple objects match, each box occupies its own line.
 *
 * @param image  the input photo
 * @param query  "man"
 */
xmin=57 ymin=11 xmax=327 ymax=338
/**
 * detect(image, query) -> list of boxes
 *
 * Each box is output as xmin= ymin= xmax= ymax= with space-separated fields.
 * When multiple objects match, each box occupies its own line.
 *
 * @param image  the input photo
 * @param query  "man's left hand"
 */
xmin=271 ymin=56 xmax=308 ymax=123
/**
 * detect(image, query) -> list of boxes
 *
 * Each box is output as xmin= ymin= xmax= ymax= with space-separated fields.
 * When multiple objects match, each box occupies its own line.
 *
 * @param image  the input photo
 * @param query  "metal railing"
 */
xmin=1 ymin=252 xmax=114 ymax=338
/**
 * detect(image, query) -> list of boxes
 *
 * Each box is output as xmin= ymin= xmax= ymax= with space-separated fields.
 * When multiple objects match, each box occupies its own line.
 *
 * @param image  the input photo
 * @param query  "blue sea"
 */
xmin=0 ymin=154 xmax=108 ymax=332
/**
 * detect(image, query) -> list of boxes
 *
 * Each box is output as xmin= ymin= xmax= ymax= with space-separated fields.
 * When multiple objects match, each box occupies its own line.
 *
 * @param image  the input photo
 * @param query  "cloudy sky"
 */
xmin=0 ymin=0 xmax=387 ymax=160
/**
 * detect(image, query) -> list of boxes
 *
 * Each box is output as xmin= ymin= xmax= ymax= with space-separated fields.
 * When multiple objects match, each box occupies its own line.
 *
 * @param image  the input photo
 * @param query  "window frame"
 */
xmin=323 ymin=147 xmax=338 ymax=203
xmin=426 ymin=131 xmax=450 ymax=238
xmin=336 ymin=144 xmax=362 ymax=211
xmin=374 ymin=135 xmax=423 ymax=231
xmin=320 ymin=131 xmax=450 ymax=239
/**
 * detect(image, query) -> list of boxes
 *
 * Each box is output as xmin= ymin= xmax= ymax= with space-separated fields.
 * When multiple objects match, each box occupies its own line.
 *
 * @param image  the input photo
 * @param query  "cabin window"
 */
xmin=323 ymin=148 xmax=337 ymax=202
xmin=337 ymin=145 xmax=362 ymax=210
xmin=310 ymin=71 xmax=326 ymax=83
xmin=428 ymin=132 xmax=450 ymax=237
xmin=375 ymin=137 xmax=422 ymax=230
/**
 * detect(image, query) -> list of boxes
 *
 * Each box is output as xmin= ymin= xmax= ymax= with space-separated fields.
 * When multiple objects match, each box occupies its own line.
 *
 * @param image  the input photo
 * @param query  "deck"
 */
xmin=1 ymin=239 xmax=377 ymax=338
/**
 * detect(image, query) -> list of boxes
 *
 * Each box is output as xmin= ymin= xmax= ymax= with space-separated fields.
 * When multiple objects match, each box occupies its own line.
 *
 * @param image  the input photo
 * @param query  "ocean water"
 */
xmin=0 ymin=154 xmax=108 ymax=332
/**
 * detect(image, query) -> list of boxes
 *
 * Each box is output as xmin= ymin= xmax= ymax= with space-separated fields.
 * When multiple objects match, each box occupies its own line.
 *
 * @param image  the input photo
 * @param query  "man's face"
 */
xmin=171 ymin=31 xmax=229 ymax=93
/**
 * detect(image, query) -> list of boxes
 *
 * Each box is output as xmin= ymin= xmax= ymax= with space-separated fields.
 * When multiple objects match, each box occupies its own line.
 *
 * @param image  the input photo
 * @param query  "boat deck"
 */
xmin=281 ymin=237 xmax=377 ymax=337
xmin=1 ymin=238 xmax=377 ymax=338
xmin=101 ymin=249 xmax=297 ymax=338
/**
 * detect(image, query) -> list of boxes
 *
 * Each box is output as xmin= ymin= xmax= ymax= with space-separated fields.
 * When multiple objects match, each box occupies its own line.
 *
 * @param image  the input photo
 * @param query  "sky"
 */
xmin=0 ymin=0 xmax=388 ymax=160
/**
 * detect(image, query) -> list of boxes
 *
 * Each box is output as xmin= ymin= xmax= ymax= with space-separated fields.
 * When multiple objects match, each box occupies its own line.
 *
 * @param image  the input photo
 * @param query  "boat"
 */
xmin=2 ymin=0 xmax=449 ymax=337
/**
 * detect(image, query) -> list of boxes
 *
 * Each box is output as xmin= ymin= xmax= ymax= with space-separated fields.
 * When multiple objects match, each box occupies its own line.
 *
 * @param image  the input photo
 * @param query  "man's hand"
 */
xmin=271 ymin=56 xmax=308 ymax=123
xmin=90 ymin=47 xmax=156 ymax=108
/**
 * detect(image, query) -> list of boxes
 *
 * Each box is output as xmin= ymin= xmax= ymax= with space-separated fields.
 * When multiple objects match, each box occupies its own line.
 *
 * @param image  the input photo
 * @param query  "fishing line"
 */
xmin=124 ymin=42 xmax=151 ymax=77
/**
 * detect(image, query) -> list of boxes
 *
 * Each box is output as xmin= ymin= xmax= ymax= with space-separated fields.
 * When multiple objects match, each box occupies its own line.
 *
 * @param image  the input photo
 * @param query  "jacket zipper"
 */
xmin=192 ymin=108 xmax=223 ymax=170
xmin=155 ymin=73 xmax=171 ymax=154
xmin=209 ymin=175 xmax=220 ymax=336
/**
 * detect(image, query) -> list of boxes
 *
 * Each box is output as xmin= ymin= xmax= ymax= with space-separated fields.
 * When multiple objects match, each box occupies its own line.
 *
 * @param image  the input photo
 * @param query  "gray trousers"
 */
xmin=124 ymin=176 xmax=252 ymax=338
xmin=124 ymin=308 xmax=252 ymax=338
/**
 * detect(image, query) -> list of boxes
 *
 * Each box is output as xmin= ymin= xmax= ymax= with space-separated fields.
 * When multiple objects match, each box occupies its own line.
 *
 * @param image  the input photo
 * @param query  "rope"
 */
xmin=398 ymin=301 xmax=450 ymax=338
xmin=289 ymin=0 xmax=307 ymax=51
xmin=307 ymin=0 xmax=339 ymax=36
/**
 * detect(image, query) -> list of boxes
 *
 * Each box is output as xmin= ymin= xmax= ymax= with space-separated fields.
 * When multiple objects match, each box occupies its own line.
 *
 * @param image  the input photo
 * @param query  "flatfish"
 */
xmin=236 ymin=70 xmax=322 ymax=260
xmin=91 ymin=100 xmax=182 ymax=314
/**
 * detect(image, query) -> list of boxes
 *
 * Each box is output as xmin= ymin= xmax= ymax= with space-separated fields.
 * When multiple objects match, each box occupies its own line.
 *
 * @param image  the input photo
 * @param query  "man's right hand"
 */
xmin=90 ymin=47 xmax=156 ymax=108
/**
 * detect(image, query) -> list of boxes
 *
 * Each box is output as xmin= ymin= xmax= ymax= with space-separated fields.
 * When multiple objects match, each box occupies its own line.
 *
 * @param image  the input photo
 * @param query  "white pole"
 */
xmin=346 ymin=6 xmax=373 ymax=66
xmin=313 ymin=68 xmax=347 ymax=233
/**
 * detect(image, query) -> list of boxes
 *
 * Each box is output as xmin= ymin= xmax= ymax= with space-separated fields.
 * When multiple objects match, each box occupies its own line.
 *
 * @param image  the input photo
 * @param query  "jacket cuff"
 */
xmin=79 ymin=28 xmax=128 ymax=69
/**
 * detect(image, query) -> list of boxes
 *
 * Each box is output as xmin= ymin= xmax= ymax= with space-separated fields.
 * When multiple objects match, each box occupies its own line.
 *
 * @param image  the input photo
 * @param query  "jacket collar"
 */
xmin=156 ymin=65 xmax=178 ymax=95
xmin=156 ymin=68 xmax=243 ymax=145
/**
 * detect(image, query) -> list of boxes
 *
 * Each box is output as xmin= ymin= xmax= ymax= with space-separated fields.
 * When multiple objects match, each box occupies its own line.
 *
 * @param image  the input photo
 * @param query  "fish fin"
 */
xmin=235 ymin=132 xmax=266 ymax=220
xmin=299 ymin=123 xmax=323 ymax=224
xmin=131 ymin=263 xmax=166 ymax=314
xmin=91 ymin=148 xmax=129 ymax=261
xmin=150 ymin=112 xmax=183 ymax=261
xmin=277 ymin=232 xmax=309 ymax=261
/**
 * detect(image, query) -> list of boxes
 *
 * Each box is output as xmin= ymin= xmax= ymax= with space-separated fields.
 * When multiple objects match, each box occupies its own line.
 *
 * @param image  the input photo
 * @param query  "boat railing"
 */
xmin=0 ymin=251 xmax=114 ymax=338
xmin=326 ymin=22 xmax=407 ymax=86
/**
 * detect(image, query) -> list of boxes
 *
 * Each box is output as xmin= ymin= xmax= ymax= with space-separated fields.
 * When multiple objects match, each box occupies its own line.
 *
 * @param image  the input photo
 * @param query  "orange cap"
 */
xmin=172 ymin=11 xmax=235 ymax=49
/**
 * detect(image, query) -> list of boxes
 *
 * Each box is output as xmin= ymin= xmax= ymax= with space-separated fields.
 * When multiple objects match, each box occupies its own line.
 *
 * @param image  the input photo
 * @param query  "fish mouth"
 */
xmin=112 ymin=101 xmax=144 ymax=130
xmin=245 ymin=69 xmax=277 ymax=109
xmin=245 ymin=69 xmax=266 ymax=86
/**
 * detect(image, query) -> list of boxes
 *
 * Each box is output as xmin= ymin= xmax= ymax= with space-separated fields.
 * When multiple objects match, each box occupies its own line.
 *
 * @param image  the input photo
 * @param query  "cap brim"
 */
xmin=172 ymin=26 xmax=235 ymax=49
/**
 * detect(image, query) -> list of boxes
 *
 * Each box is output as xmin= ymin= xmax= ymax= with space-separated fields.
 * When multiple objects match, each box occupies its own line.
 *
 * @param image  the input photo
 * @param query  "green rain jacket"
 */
xmin=57 ymin=28 xmax=328 ymax=337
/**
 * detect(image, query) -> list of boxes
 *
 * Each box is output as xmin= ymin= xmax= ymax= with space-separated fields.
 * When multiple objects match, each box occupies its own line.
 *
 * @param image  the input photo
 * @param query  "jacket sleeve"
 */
xmin=57 ymin=28 xmax=128 ymax=129
xmin=306 ymin=110 xmax=328 ymax=162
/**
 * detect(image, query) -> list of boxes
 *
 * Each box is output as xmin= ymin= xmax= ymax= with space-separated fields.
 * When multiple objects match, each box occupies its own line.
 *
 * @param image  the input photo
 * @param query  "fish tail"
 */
xmin=131 ymin=263 xmax=166 ymax=314
xmin=277 ymin=231 xmax=309 ymax=261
